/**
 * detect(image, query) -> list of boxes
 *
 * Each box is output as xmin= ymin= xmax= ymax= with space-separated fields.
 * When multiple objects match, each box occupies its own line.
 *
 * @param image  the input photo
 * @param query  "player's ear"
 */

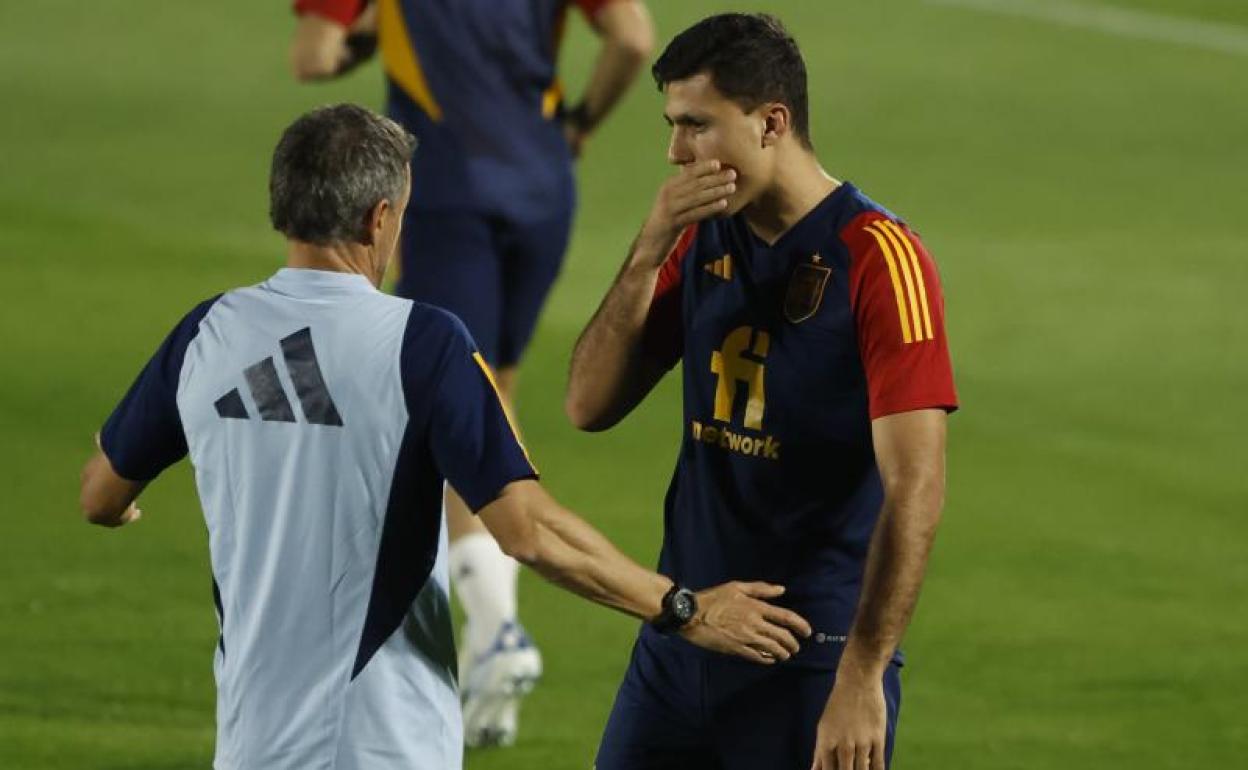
xmin=362 ymin=198 xmax=391 ymax=246
xmin=760 ymin=103 xmax=790 ymax=148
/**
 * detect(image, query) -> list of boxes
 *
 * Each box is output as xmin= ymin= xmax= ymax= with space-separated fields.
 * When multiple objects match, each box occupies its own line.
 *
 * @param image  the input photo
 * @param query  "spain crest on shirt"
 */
xmin=783 ymin=255 xmax=831 ymax=323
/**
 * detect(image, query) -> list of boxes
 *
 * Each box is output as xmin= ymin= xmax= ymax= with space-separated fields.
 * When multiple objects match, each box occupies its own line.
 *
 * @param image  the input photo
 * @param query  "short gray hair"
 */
xmin=269 ymin=103 xmax=416 ymax=245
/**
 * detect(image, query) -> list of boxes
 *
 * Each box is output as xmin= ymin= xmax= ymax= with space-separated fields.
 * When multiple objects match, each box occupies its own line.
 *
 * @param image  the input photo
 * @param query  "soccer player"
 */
xmin=78 ymin=104 xmax=811 ymax=770
xmin=288 ymin=0 xmax=656 ymax=744
xmin=566 ymin=14 xmax=959 ymax=770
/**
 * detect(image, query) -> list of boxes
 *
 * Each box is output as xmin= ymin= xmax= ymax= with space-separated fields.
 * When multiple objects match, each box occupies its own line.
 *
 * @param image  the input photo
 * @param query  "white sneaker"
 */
xmin=460 ymin=621 xmax=542 ymax=748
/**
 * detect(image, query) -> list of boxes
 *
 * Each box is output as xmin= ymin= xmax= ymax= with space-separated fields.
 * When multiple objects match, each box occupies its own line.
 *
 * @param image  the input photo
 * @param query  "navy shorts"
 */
xmin=394 ymin=208 xmax=572 ymax=368
xmin=596 ymin=630 xmax=902 ymax=770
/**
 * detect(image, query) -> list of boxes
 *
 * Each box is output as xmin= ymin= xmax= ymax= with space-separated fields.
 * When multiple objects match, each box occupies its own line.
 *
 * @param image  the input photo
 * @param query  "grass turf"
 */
xmin=1 ymin=1 xmax=1245 ymax=767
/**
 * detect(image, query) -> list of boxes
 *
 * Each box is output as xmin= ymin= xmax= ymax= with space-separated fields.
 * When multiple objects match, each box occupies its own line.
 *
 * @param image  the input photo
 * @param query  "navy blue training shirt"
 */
xmin=639 ymin=184 xmax=959 ymax=667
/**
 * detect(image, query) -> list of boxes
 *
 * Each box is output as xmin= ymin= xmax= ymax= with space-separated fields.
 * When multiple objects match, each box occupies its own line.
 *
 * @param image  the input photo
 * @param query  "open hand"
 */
xmin=680 ymin=581 xmax=811 ymax=664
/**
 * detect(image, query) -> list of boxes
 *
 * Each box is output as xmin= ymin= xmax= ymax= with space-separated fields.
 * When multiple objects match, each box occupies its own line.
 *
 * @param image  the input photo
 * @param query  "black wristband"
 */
xmin=341 ymin=33 xmax=378 ymax=75
xmin=564 ymin=101 xmax=593 ymax=133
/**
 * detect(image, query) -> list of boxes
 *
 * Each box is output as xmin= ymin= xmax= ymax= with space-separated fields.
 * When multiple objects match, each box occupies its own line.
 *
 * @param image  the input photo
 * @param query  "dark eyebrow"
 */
xmin=663 ymin=113 xmax=707 ymax=127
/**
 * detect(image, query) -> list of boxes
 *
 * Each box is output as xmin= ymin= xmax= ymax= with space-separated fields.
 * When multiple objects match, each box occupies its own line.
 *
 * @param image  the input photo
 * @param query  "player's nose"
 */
xmin=667 ymin=130 xmax=694 ymax=166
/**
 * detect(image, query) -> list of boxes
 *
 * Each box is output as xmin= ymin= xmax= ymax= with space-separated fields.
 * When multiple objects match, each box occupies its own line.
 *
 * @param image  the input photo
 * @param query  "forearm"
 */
xmin=576 ymin=41 xmax=645 ymax=132
xmin=524 ymin=501 xmax=670 ymax=621
xmin=840 ymin=491 xmax=943 ymax=677
xmin=565 ymin=238 xmax=667 ymax=430
xmin=79 ymin=449 xmax=145 ymax=526
xmin=573 ymin=2 xmax=653 ymax=132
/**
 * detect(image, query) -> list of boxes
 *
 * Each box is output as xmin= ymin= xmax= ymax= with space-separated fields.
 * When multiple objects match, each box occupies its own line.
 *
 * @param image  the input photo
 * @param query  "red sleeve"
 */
xmin=293 ymin=0 xmax=368 ymax=27
xmin=843 ymin=213 xmax=958 ymax=420
xmin=640 ymin=224 xmax=697 ymax=370
xmin=572 ymin=0 xmax=621 ymax=21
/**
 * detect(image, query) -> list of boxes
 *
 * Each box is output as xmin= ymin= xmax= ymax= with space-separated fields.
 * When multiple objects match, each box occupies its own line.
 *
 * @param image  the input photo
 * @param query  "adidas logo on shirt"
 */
xmin=703 ymin=254 xmax=733 ymax=281
xmin=214 ymin=327 xmax=343 ymax=426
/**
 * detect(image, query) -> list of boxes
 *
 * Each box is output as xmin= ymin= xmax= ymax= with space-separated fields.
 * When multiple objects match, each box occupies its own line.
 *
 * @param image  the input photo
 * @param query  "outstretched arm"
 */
xmin=478 ymin=479 xmax=812 ymax=664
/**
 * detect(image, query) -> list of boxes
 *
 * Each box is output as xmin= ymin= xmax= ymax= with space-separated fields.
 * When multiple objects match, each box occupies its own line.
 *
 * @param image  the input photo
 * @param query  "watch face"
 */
xmin=673 ymin=590 xmax=695 ymax=622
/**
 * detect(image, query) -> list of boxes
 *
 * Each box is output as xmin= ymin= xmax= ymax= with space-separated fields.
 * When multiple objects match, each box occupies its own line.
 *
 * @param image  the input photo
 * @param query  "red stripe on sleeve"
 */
xmin=640 ymin=224 xmax=697 ymax=369
xmin=843 ymin=212 xmax=958 ymax=420
xmin=294 ymin=0 xmax=368 ymax=27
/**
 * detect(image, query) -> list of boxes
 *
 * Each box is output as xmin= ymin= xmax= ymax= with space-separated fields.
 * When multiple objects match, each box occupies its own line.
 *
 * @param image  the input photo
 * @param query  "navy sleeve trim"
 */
xmin=100 ymin=295 xmax=222 ymax=481
xmin=405 ymin=306 xmax=538 ymax=513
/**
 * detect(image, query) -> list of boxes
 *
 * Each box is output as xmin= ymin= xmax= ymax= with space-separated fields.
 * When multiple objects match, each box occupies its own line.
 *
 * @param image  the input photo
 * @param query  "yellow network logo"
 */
xmin=711 ymin=326 xmax=768 ymax=429
xmin=694 ymin=325 xmax=780 ymax=460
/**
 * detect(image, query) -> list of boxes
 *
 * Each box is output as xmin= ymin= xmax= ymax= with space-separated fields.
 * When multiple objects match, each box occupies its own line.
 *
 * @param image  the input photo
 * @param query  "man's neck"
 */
xmin=743 ymin=151 xmax=840 ymax=246
xmin=286 ymin=240 xmax=383 ymax=287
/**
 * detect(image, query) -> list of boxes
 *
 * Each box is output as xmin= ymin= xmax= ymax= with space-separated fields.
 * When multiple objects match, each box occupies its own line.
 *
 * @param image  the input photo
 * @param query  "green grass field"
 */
xmin=2 ymin=1 xmax=1246 ymax=767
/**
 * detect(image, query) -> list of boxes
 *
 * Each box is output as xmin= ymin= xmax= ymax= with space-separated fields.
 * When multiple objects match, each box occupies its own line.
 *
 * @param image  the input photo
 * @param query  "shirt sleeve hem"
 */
xmin=98 ymin=427 xmax=161 ymax=483
xmin=461 ymin=469 xmax=541 ymax=514
xmin=868 ymin=399 xmax=960 ymax=422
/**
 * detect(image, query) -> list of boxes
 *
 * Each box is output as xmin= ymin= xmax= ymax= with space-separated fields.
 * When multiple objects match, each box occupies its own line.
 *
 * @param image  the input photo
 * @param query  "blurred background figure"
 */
xmin=288 ymin=0 xmax=655 ymax=749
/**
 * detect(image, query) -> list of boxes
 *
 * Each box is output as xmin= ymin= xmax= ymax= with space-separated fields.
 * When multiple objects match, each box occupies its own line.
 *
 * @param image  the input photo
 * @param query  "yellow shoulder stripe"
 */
xmin=865 ymin=221 xmax=934 ymax=343
xmin=880 ymin=220 xmax=934 ymax=341
xmin=378 ymin=0 xmax=444 ymax=122
xmin=472 ymin=352 xmax=536 ymax=470
xmin=864 ymin=223 xmax=914 ymax=344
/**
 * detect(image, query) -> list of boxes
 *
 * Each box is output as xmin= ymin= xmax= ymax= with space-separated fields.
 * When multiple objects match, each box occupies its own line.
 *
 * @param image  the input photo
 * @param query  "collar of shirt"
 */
xmin=264 ymin=267 xmax=379 ymax=298
xmin=732 ymin=181 xmax=858 ymax=268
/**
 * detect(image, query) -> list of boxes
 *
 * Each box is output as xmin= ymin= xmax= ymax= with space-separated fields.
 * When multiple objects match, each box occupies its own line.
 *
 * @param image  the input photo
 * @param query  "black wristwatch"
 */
xmin=651 ymin=585 xmax=698 ymax=634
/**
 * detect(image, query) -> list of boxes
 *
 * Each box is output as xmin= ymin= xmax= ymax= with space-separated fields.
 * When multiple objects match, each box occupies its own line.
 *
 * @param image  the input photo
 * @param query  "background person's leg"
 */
xmin=395 ymin=210 xmax=540 ymax=745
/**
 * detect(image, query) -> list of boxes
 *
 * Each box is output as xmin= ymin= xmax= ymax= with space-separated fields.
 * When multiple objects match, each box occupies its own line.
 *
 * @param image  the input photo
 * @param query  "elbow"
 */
xmin=79 ymin=462 xmax=126 ymax=527
xmin=564 ymin=392 xmax=614 ymax=433
xmin=290 ymin=56 xmax=334 ymax=83
xmin=611 ymin=29 xmax=654 ymax=66
xmin=490 ymin=500 xmax=543 ymax=566
xmin=563 ymin=392 xmax=593 ymax=431
xmin=80 ymin=466 xmax=105 ymax=524
xmin=80 ymin=490 xmax=118 ymax=527
xmin=494 ymin=527 xmax=541 ymax=568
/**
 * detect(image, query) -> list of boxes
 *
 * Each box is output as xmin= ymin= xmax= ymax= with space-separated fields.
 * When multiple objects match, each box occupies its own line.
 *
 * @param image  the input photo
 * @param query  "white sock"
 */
xmin=448 ymin=532 xmax=520 ymax=655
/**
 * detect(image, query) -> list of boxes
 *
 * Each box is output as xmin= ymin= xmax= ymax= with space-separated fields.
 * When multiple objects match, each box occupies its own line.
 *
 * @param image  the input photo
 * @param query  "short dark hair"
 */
xmin=652 ymin=13 xmax=811 ymax=148
xmin=269 ymin=103 xmax=416 ymax=245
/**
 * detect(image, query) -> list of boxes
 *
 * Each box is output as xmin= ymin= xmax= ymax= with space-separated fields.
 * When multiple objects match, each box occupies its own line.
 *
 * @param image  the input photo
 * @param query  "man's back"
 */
xmin=102 ymin=268 xmax=535 ymax=769
xmin=380 ymin=0 xmax=605 ymax=220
